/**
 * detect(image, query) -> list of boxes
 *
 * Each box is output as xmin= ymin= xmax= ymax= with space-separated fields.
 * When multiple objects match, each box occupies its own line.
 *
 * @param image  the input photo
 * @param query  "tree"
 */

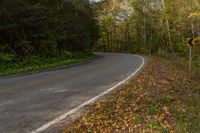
xmin=0 ymin=0 xmax=99 ymax=62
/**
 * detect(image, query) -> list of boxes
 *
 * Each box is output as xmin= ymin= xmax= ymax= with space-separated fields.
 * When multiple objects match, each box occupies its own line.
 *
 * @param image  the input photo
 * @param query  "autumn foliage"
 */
xmin=64 ymin=57 xmax=200 ymax=132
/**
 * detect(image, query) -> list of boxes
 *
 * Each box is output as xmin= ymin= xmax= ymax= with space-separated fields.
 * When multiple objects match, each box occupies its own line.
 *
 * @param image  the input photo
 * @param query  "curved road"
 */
xmin=0 ymin=53 xmax=145 ymax=133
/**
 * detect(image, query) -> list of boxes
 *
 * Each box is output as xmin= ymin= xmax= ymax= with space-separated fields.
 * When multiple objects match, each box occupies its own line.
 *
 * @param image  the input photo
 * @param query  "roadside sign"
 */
xmin=188 ymin=38 xmax=195 ymax=46
xmin=188 ymin=37 xmax=200 ymax=46
xmin=187 ymin=36 xmax=200 ymax=71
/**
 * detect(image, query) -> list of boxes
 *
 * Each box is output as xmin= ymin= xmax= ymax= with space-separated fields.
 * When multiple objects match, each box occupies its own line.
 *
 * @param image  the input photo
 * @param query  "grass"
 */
xmin=158 ymin=57 xmax=200 ymax=133
xmin=63 ymin=56 xmax=200 ymax=132
xmin=153 ymin=54 xmax=200 ymax=132
xmin=169 ymin=105 xmax=177 ymax=115
xmin=195 ymin=84 xmax=200 ymax=94
xmin=133 ymin=115 xmax=143 ymax=124
xmin=149 ymin=120 xmax=170 ymax=132
xmin=161 ymin=95 xmax=172 ymax=103
xmin=0 ymin=52 xmax=96 ymax=77
xmin=148 ymin=106 xmax=157 ymax=115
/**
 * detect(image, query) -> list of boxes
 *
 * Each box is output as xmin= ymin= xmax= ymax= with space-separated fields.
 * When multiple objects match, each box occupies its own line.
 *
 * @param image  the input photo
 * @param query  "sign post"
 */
xmin=189 ymin=46 xmax=192 ymax=71
xmin=187 ymin=37 xmax=200 ymax=71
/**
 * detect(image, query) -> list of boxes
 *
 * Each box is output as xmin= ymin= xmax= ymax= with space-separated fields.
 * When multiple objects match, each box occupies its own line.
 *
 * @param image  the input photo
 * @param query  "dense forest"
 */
xmin=95 ymin=0 xmax=200 ymax=68
xmin=0 ymin=0 xmax=99 ymax=61
xmin=96 ymin=0 xmax=200 ymax=52
xmin=1 ymin=1 xmax=200 ymax=132
xmin=0 ymin=0 xmax=200 ymax=74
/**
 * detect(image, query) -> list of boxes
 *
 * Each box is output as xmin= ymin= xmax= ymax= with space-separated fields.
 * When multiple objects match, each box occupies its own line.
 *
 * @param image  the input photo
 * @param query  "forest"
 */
xmin=0 ymin=0 xmax=99 ymax=75
xmin=95 ymin=0 xmax=200 ymax=69
xmin=1 ymin=1 xmax=200 ymax=132
xmin=0 ymin=0 xmax=200 ymax=75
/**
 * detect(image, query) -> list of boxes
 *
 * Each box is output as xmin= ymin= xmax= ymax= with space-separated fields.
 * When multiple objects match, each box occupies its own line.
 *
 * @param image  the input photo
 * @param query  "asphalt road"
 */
xmin=0 ymin=53 xmax=145 ymax=133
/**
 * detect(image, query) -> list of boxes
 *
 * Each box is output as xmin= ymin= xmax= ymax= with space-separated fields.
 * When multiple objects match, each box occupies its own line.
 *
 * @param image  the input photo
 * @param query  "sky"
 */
xmin=91 ymin=0 xmax=101 ymax=2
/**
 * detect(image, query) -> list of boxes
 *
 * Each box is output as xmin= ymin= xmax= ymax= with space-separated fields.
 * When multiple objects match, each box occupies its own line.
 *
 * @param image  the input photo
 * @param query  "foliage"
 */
xmin=64 ymin=57 xmax=200 ymax=132
xmin=94 ymin=0 xmax=200 ymax=70
xmin=0 ymin=52 xmax=95 ymax=77
xmin=0 ymin=0 xmax=99 ymax=61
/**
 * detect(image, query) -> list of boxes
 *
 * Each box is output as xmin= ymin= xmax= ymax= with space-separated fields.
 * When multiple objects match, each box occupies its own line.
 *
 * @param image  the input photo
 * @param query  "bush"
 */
xmin=0 ymin=0 xmax=99 ymax=61
xmin=62 ymin=51 xmax=73 ymax=59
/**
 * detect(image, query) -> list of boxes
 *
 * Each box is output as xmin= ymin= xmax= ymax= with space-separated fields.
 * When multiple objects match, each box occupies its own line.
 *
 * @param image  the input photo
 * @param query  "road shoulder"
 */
xmin=64 ymin=56 xmax=200 ymax=132
xmin=30 ymin=54 xmax=146 ymax=133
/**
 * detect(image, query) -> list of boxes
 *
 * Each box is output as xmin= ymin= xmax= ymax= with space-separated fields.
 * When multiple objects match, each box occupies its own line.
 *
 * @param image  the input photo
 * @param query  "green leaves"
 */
xmin=0 ymin=0 xmax=99 ymax=60
xmin=0 ymin=52 xmax=95 ymax=76
xmin=0 ymin=53 xmax=15 ymax=62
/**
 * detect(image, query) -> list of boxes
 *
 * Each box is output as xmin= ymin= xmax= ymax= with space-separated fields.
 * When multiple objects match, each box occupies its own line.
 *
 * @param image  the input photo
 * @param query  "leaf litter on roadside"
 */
xmin=63 ymin=57 xmax=200 ymax=133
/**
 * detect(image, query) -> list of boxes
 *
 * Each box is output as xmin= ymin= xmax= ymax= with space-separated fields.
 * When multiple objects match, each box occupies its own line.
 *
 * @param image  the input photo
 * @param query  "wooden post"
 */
xmin=189 ymin=46 xmax=192 ymax=71
xmin=189 ymin=22 xmax=195 ymax=71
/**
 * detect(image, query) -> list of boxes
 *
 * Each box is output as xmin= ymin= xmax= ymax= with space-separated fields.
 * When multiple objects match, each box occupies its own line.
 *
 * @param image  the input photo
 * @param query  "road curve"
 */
xmin=0 ymin=53 xmax=145 ymax=133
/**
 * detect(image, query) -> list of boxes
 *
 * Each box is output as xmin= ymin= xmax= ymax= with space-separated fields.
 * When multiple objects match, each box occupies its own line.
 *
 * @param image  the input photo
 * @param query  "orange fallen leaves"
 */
xmin=63 ymin=57 xmax=199 ymax=133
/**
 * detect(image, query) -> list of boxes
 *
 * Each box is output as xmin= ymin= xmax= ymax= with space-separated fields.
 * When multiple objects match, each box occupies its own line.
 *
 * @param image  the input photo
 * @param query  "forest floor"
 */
xmin=63 ymin=56 xmax=200 ymax=133
xmin=0 ymin=52 xmax=96 ymax=77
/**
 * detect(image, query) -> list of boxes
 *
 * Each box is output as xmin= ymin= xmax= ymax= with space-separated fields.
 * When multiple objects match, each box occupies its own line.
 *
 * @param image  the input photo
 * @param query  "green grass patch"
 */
xmin=169 ymin=106 xmax=177 ymax=115
xmin=149 ymin=120 xmax=170 ymax=133
xmin=0 ymin=52 xmax=96 ymax=77
xmin=133 ymin=115 xmax=143 ymax=124
xmin=195 ymin=84 xmax=200 ymax=94
xmin=148 ymin=105 xmax=157 ymax=115
xmin=162 ymin=95 xmax=172 ymax=104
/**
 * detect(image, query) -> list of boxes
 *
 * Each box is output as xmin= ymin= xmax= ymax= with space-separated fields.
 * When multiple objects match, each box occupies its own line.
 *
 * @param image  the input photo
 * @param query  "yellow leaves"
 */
xmin=158 ymin=114 xmax=165 ymax=122
xmin=188 ymin=12 xmax=200 ymax=18
xmin=94 ymin=102 xmax=101 ymax=109
xmin=158 ymin=79 xmax=170 ymax=86
xmin=64 ymin=58 xmax=198 ymax=132
xmin=163 ymin=107 xmax=171 ymax=115
xmin=133 ymin=124 xmax=142 ymax=129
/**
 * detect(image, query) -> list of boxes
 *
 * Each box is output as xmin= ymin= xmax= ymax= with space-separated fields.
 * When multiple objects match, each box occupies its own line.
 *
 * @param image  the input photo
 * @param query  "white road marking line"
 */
xmin=31 ymin=55 xmax=145 ymax=133
xmin=0 ymin=100 xmax=14 ymax=107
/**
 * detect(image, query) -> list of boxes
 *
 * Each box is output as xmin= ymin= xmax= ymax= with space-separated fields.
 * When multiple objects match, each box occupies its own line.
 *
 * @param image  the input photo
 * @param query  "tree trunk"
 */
xmin=191 ymin=22 xmax=195 ymax=38
xmin=161 ymin=0 xmax=174 ymax=54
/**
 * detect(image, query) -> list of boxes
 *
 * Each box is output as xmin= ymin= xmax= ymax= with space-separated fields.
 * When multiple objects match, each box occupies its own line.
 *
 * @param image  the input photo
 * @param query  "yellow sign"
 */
xmin=188 ymin=37 xmax=200 ymax=46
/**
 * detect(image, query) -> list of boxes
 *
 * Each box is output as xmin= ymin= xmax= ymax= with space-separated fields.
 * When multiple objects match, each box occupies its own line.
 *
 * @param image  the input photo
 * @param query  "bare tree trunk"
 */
xmin=9 ymin=31 xmax=17 ymax=56
xmin=102 ymin=37 xmax=106 ymax=52
xmin=191 ymin=22 xmax=195 ymax=38
xmin=106 ymin=27 xmax=110 ymax=51
xmin=114 ymin=27 xmax=118 ymax=52
xmin=161 ymin=0 xmax=174 ymax=54
xmin=149 ymin=25 xmax=153 ymax=55
xmin=143 ymin=0 xmax=147 ymax=45
xmin=110 ymin=29 xmax=113 ymax=52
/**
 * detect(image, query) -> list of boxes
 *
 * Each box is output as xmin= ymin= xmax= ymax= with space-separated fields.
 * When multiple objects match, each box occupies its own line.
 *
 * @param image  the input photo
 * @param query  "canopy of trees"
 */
xmin=96 ymin=0 xmax=200 ymax=57
xmin=0 ymin=0 xmax=99 ymax=61
xmin=1 ymin=0 xmax=200 ymax=67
